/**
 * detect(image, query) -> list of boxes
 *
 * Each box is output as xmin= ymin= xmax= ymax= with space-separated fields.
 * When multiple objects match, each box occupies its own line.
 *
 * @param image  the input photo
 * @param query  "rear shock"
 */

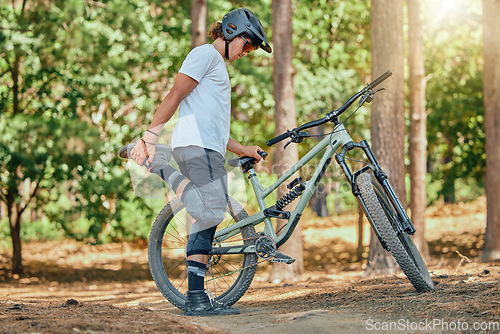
xmin=275 ymin=177 xmax=306 ymax=210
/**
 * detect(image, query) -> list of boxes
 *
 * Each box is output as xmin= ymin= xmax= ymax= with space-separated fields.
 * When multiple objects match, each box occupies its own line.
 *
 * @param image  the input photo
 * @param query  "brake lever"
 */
xmin=368 ymin=88 xmax=386 ymax=102
xmin=359 ymin=87 xmax=386 ymax=107
xmin=359 ymin=92 xmax=370 ymax=107
xmin=284 ymin=132 xmax=310 ymax=149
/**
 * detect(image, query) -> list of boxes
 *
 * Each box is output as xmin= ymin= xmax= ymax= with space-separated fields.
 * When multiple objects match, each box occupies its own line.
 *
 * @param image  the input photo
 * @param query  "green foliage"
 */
xmin=222 ymin=1 xmax=274 ymax=149
xmin=422 ymin=0 xmax=484 ymax=202
xmin=0 ymin=113 xmax=99 ymax=196
xmin=0 ymin=0 xmax=190 ymax=243
xmin=293 ymin=0 xmax=370 ymax=117
xmin=0 ymin=0 xmax=487 ymax=247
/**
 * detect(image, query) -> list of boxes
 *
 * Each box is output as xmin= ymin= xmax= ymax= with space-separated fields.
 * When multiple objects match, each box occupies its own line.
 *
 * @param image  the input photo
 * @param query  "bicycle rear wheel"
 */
xmin=357 ymin=172 xmax=434 ymax=292
xmin=148 ymin=196 xmax=258 ymax=310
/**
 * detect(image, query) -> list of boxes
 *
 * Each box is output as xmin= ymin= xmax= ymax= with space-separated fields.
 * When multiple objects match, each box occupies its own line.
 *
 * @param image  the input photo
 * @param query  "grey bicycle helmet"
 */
xmin=222 ymin=8 xmax=272 ymax=54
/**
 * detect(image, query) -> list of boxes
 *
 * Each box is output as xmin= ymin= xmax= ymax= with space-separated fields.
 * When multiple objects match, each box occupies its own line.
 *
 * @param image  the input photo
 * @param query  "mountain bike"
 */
xmin=125 ymin=70 xmax=434 ymax=311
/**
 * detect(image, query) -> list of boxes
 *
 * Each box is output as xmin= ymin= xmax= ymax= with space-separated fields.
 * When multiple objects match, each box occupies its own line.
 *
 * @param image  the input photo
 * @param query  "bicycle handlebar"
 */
xmin=266 ymin=131 xmax=291 ymax=147
xmin=266 ymin=70 xmax=393 ymax=147
xmin=369 ymin=70 xmax=392 ymax=89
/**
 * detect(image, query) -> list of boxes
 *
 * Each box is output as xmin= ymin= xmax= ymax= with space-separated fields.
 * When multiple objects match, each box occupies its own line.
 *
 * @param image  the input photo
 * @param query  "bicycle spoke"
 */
xmin=219 ymin=256 xmax=242 ymax=272
xmin=149 ymin=198 xmax=258 ymax=309
xmin=206 ymin=270 xmax=217 ymax=294
xmin=166 ymin=258 xmax=186 ymax=277
xmin=162 ymin=241 xmax=185 ymax=247
xmin=211 ymin=264 xmax=233 ymax=288
xmin=165 ymin=230 xmax=186 ymax=245
xmin=210 ymin=269 xmax=225 ymax=295
xmin=161 ymin=245 xmax=185 ymax=251
xmin=168 ymin=223 xmax=187 ymax=244
xmin=176 ymin=274 xmax=188 ymax=291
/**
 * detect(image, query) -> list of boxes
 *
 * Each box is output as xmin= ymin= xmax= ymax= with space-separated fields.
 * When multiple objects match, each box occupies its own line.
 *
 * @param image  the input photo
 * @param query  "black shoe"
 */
xmin=184 ymin=290 xmax=239 ymax=317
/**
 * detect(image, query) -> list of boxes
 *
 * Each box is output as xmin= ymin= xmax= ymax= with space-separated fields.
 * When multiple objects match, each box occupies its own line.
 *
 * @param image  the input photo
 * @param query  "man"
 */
xmin=128 ymin=8 xmax=271 ymax=316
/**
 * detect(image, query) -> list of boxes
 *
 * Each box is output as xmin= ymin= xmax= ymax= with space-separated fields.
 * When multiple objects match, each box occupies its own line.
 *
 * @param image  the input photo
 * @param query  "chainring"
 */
xmin=254 ymin=236 xmax=276 ymax=260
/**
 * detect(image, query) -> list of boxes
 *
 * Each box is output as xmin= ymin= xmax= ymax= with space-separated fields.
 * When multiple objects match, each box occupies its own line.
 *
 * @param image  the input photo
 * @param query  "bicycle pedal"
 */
xmin=271 ymin=258 xmax=296 ymax=264
xmin=269 ymin=250 xmax=295 ymax=264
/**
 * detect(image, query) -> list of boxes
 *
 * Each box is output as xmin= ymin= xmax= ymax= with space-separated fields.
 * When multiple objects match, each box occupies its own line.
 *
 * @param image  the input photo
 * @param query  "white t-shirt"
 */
xmin=171 ymin=44 xmax=231 ymax=154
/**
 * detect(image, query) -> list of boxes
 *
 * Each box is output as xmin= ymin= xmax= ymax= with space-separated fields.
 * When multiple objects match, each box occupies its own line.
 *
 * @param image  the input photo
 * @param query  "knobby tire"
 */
xmin=357 ymin=172 xmax=434 ymax=292
xmin=148 ymin=197 xmax=258 ymax=310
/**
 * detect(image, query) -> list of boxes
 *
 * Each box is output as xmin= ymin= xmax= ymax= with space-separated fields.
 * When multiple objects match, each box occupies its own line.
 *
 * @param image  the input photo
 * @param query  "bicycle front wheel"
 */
xmin=357 ymin=172 xmax=434 ymax=292
xmin=148 ymin=196 xmax=258 ymax=310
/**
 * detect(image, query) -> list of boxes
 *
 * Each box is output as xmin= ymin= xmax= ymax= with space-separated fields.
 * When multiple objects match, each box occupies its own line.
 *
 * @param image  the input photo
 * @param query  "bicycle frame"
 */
xmin=213 ymin=127 xmax=416 ymax=258
xmin=211 ymin=70 xmax=415 ymax=257
xmin=145 ymin=70 xmax=434 ymax=306
xmin=212 ymin=123 xmax=353 ymax=254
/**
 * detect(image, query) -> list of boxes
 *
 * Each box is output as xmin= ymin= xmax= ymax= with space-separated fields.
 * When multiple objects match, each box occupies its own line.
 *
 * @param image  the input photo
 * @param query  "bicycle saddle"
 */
xmin=227 ymin=151 xmax=267 ymax=170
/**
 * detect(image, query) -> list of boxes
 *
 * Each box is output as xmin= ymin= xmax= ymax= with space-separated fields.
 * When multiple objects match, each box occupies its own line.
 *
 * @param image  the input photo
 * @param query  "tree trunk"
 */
xmin=366 ymin=0 xmax=405 ymax=275
xmin=365 ymin=230 xmax=399 ymax=277
xmin=333 ymin=181 xmax=342 ymax=214
xmin=11 ymin=54 xmax=21 ymax=115
xmin=190 ymin=0 xmax=207 ymax=49
xmin=308 ymin=124 xmax=328 ymax=217
xmin=269 ymin=0 xmax=303 ymax=283
xmin=6 ymin=192 xmax=23 ymax=274
xmin=442 ymin=150 xmax=455 ymax=203
xmin=482 ymin=0 xmax=500 ymax=261
xmin=309 ymin=185 xmax=328 ymax=217
xmin=407 ymin=0 xmax=429 ymax=259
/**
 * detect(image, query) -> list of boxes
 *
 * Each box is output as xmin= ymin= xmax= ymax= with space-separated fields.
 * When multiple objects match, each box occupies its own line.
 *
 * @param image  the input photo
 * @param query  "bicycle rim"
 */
xmin=148 ymin=197 xmax=258 ymax=310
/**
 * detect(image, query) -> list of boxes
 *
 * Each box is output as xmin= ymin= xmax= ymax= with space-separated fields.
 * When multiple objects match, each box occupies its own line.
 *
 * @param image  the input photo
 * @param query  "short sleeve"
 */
xmin=178 ymin=45 xmax=213 ymax=83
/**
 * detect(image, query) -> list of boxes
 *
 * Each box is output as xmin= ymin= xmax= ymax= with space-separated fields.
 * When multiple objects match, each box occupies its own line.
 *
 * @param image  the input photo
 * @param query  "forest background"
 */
xmin=0 ymin=0 xmax=488 ymax=274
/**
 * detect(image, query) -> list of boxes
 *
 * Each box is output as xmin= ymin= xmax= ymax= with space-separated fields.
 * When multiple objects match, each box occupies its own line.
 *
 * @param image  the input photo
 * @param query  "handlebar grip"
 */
xmin=369 ymin=70 xmax=392 ymax=88
xmin=266 ymin=131 xmax=290 ymax=146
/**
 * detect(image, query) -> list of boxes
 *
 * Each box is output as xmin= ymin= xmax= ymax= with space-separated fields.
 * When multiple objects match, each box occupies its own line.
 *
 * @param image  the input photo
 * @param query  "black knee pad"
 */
xmin=186 ymin=225 xmax=217 ymax=257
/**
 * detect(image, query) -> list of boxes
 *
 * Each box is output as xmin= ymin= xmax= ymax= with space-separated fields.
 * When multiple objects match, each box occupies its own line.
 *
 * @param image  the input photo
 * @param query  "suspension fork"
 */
xmin=335 ymin=140 xmax=416 ymax=235
xmin=335 ymin=142 xmax=387 ymax=249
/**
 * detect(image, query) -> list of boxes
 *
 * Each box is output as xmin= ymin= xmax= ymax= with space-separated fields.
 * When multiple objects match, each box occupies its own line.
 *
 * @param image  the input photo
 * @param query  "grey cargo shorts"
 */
xmin=172 ymin=146 xmax=228 ymax=256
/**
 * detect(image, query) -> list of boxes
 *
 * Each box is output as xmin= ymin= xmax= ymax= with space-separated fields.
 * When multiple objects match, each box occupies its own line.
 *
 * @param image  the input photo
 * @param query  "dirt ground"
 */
xmin=1 ymin=196 xmax=499 ymax=333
